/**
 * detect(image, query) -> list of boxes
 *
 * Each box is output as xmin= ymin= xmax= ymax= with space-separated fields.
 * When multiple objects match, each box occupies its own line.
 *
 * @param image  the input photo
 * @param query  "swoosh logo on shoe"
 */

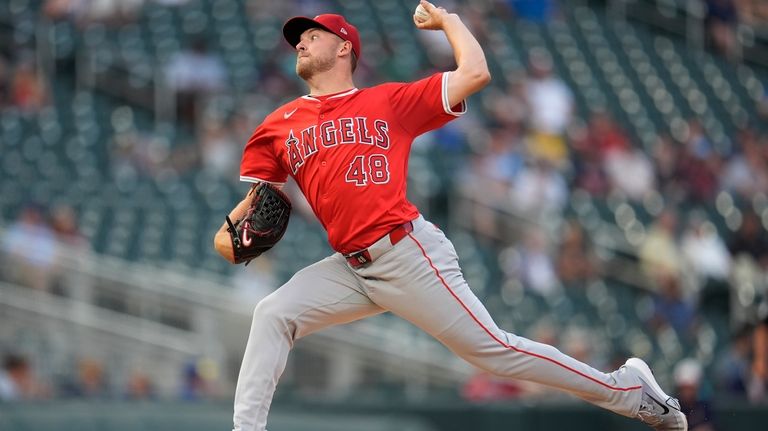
xmin=666 ymin=397 xmax=681 ymax=411
xmin=647 ymin=394 xmax=670 ymax=415
xmin=284 ymin=108 xmax=298 ymax=119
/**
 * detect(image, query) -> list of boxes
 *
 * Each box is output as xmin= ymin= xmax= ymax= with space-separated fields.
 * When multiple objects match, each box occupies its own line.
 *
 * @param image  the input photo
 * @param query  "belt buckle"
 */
xmin=346 ymin=249 xmax=372 ymax=267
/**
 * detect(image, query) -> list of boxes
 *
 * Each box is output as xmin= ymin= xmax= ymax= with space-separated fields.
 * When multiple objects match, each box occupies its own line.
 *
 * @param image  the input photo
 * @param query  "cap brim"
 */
xmin=283 ymin=17 xmax=332 ymax=49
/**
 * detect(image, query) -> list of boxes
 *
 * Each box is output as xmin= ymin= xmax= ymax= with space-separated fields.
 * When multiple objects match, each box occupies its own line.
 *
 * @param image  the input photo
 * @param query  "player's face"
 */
xmin=295 ymin=29 xmax=342 ymax=80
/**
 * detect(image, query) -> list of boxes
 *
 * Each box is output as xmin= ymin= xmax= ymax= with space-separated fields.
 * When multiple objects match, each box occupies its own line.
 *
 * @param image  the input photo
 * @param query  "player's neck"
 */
xmin=305 ymin=70 xmax=355 ymax=97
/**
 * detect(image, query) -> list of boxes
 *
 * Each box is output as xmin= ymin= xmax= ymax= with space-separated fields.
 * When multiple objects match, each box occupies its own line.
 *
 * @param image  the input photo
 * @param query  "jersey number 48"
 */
xmin=345 ymin=154 xmax=390 ymax=186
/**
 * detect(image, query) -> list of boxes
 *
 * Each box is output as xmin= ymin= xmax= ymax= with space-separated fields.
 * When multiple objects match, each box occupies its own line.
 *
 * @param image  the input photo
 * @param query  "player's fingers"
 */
xmin=420 ymin=0 xmax=436 ymax=12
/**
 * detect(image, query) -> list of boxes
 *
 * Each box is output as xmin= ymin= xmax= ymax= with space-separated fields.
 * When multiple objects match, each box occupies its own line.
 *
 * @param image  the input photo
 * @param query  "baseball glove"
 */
xmin=225 ymin=182 xmax=292 ymax=265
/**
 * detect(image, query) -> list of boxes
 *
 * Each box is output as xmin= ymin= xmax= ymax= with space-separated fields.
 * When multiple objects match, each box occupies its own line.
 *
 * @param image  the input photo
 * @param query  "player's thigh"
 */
xmin=257 ymin=253 xmax=385 ymax=339
xmin=357 ymin=225 xmax=508 ymax=361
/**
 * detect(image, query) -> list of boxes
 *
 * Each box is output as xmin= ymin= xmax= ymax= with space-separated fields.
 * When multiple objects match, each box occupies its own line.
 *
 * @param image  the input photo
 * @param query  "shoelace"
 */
xmin=636 ymin=394 xmax=665 ymax=426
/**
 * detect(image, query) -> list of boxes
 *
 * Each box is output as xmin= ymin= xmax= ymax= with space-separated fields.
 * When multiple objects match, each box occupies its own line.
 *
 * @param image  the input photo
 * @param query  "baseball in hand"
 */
xmin=414 ymin=4 xmax=430 ymax=23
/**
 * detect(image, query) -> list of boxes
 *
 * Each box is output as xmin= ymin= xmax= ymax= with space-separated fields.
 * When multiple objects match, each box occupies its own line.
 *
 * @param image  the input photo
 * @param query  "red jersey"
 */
xmin=240 ymin=72 xmax=466 ymax=254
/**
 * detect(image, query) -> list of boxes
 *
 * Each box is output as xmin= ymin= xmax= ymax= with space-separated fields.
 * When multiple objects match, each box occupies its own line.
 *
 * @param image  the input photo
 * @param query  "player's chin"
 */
xmin=297 ymin=64 xmax=313 ymax=80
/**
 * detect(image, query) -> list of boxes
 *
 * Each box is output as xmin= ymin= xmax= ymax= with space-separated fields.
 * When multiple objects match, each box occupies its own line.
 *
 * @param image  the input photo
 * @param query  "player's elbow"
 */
xmin=456 ymin=64 xmax=491 ymax=92
xmin=471 ymin=65 xmax=491 ymax=88
xmin=475 ymin=70 xmax=491 ymax=90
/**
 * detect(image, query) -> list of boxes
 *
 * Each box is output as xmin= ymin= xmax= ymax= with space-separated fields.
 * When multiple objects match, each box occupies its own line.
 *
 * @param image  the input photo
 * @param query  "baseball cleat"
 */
xmin=624 ymin=358 xmax=688 ymax=430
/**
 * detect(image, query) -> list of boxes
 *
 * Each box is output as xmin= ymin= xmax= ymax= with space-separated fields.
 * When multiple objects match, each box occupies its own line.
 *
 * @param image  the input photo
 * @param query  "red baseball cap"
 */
xmin=283 ymin=14 xmax=361 ymax=58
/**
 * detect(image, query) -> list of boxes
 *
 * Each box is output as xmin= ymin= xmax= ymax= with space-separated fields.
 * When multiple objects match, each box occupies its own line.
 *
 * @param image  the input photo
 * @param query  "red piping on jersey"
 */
xmin=406 ymin=233 xmax=643 ymax=393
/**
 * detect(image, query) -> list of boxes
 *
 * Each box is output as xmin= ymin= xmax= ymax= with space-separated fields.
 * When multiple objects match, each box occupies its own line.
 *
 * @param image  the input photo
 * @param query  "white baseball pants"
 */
xmin=232 ymin=216 xmax=643 ymax=431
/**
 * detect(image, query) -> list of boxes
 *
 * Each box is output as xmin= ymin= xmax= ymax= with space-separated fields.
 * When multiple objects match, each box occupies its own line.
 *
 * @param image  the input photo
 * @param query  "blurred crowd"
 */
xmin=0 ymin=351 xmax=223 ymax=402
xmin=1 ymin=2 xmax=768 ymax=428
xmin=706 ymin=0 xmax=768 ymax=60
xmin=0 ymin=53 xmax=50 ymax=115
xmin=0 ymin=204 xmax=87 ymax=292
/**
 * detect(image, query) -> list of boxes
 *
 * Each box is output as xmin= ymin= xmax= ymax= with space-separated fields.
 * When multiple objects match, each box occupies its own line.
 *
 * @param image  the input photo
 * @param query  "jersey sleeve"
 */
xmin=240 ymin=123 xmax=289 ymax=185
xmin=387 ymin=72 xmax=467 ymax=136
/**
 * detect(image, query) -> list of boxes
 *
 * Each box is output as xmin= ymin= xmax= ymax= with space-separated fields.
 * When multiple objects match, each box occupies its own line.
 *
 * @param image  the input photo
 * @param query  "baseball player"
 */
xmin=213 ymin=2 xmax=688 ymax=430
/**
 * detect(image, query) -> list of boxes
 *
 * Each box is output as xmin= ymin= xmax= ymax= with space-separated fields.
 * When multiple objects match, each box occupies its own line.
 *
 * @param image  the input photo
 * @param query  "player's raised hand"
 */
xmin=413 ymin=0 xmax=449 ymax=31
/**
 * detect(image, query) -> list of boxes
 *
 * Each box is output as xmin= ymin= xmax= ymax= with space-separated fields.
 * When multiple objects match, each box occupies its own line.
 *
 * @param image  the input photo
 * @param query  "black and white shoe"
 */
xmin=624 ymin=358 xmax=688 ymax=431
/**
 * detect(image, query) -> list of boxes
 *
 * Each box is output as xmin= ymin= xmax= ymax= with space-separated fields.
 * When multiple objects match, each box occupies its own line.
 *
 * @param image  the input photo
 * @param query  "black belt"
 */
xmin=344 ymin=221 xmax=414 ymax=268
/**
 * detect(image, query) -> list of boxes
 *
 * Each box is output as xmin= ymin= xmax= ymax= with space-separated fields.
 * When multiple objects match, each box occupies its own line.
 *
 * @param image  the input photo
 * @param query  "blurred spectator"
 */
xmin=736 ymin=0 xmax=768 ymax=25
xmin=685 ymin=119 xmax=715 ymax=160
xmin=10 ymin=61 xmax=49 ymax=115
xmin=706 ymin=0 xmax=740 ymax=60
xmin=252 ymin=57 xmax=301 ymax=100
xmin=569 ymin=124 xmax=610 ymax=197
xmin=509 ymin=158 xmax=568 ymax=216
xmin=60 ymin=358 xmax=108 ymax=398
xmin=165 ymin=38 xmax=227 ymax=124
xmin=648 ymin=273 xmax=698 ymax=339
xmin=639 ymin=209 xmax=684 ymax=283
xmin=199 ymin=118 xmax=240 ymax=178
xmin=463 ymin=126 xmax=526 ymax=239
xmin=477 ymin=127 xmax=525 ymax=195
xmin=459 ymin=2 xmax=492 ymax=47
xmin=524 ymin=50 xmax=573 ymax=168
xmin=50 ymin=204 xmax=88 ymax=249
xmin=0 ymin=354 xmax=33 ymax=401
xmin=604 ymin=145 xmax=656 ymax=202
xmin=0 ymin=55 xmax=10 ymax=109
xmin=575 ymin=112 xmax=643 ymax=199
xmin=562 ymin=327 xmax=601 ymax=368
xmin=750 ymin=302 xmax=768 ymax=403
xmin=555 ymin=219 xmax=599 ymax=288
xmin=43 ymin=0 xmax=82 ymax=22
xmin=715 ymin=326 xmax=753 ymax=397
xmin=677 ymin=122 xmax=721 ymax=204
xmin=677 ymin=153 xmax=721 ymax=205
xmin=721 ymin=129 xmax=768 ymax=199
xmin=675 ymin=359 xmax=717 ymax=431
xmin=155 ymin=0 xmax=191 ymax=5
xmin=507 ymin=0 xmax=559 ymax=23
xmin=461 ymin=370 xmax=523 ymax=402
xmin=587 ymin=111 xmax=631 ymax=158
xmin=727 ymin=209 xmax=768 ymax=268
xmin=651 ymin=133 xmax=684 ymax=201
xmin=110 ymin=130 xmax=174 ymax=182
xmin=757 ymin=84 xmax=768 ymax=121
xmin=125 ymin=371 xmax=156 ymax=400
xmin=501 ymin=228 xmax=559 ymax=297
xmin=681 ymin=211 xmax=731 ymax=282
xmin=1 ymin=205 xmax=58 ymax=291
xmin=179 ymin=359 xmax=219 ymax=400
xmin=45 ymin=0 xmax=143 ymax=25
xmin=485 ymin=75 xmax=529 ymax=129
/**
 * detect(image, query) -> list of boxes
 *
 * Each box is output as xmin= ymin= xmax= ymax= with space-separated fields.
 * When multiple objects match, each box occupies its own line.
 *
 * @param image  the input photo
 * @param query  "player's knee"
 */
xmin=252 ymin=295 xmax=290 ymax=326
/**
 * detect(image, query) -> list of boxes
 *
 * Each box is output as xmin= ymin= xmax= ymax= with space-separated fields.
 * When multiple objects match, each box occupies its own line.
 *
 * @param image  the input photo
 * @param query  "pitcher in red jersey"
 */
xmin=213 ymin=2 xmax=686 ymax=431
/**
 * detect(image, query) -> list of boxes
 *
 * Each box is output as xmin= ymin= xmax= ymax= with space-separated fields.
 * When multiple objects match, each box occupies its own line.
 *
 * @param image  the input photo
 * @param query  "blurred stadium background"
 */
xmin=1 ymin=0 xmax=768 ymax=430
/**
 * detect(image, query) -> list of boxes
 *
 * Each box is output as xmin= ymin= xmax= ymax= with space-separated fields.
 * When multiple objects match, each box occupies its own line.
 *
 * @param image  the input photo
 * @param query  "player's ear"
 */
xmin=338 ymin=40 xmax=352 ymax=57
